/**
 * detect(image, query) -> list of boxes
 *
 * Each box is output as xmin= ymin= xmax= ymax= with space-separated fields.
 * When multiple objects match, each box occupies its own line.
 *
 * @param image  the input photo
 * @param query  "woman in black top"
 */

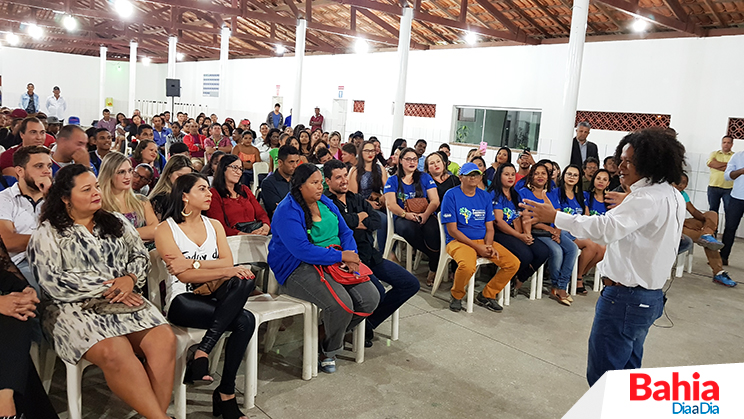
xmin=0 ymin=239 xmax=59 ymax=419
xmin=425 ymin=151 xmax=460 ymax=204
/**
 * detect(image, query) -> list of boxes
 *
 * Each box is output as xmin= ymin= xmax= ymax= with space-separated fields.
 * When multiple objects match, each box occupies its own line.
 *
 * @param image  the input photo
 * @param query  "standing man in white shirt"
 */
xmin=522 ymin=128 xmax=686 ymax=386
xmin=720 ymin=147 xmax=744 ymax=266
xmin=45 ymin=86 xmax=67 ymax=123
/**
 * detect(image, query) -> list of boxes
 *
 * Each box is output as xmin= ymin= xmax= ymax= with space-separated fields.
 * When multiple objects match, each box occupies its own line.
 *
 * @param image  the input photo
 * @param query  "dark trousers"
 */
xmin=168 ymin=277 xmax=256 ymax=394
xmin=0 ymin=315 xmax=59 ymax=419
xmin=493 ymin=232 xmax=550 ymax=282
xmin=721 ymin=196 xmax=744 ymax=260
xmin=394 ymin=216 xmax=440 ymax=272
xmin=707 ymin=186 xmax=731 ymax=213
xmin=586 ymin=285 xmax=664 ymax=386
xmin=367 ymin=259 xmax=420 ymax=330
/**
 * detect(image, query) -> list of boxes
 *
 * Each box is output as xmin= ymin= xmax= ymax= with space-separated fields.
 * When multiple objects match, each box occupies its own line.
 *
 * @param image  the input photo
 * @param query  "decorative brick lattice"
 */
xmin=574 ymin=111 xmax=671 ymax=132
xmin=353 ymin=100 xmax=365 ymax=113
xmin=727 ymin=118 xmax=744 ymax=140
xmin=405 ymin=103 xmax=436 ymax=118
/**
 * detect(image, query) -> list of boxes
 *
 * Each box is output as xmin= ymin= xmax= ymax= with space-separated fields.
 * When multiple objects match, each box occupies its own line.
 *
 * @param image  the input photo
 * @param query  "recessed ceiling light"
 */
xmin=27 ymin=24 xmax=43 ymax=39
xmin=276 ymin=45 xmax=286 ymax=55
xmin=63 ymin=15 xmax=78 ymax=31
xmin=5 ymin=32 xmax=20 ymax=46
xmin=177 ymin=52 xmax=185 ymax=61
xmin=632 ymin=18 xmax=649 ymax=32
xmin=354 ymin=39 xmax=368 ymax=54
xmin=465 ymin=32 xmax=477 ymax=45
xmin=115 ymin=0 xmax=134 ymax=18
xmin=142 ymin=56 xmax=151 ymax=66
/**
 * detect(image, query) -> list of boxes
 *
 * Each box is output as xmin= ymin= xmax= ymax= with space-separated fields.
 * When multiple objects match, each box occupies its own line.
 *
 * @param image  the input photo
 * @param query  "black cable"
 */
xmin=652 ymin=273 xmax=676 ymax=329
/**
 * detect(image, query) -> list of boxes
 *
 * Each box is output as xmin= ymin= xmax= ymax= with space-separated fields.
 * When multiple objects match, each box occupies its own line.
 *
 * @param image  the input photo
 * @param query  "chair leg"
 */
xmin=209 ymin=336 xmax=228 ymax=376
xmin=40 ymin=340 xmax=56 ymax=394
xmin=686 ymin=247 xmax=694 ymax=273
xmin=413 ymin=251 xmax=423 ymax=270
xmin=391 ymin=309 xmax=400 ymax=341
xmin=353 ymin=321 xmax=365 ymax=363
xmin=405 ymin=243 xmax=413 ymax=272
xmin=503 ymin=281 xmax=510 ymax=306
xmin=301 ymin=302 xmax=313 ymax=381
xmin=430 ymin=255 xmax=451 ymax=296
xmin=312 ymin=306 xmax=319 ymax=377
xmin=244 ymin=324 xmax=259 ymax=410
xmin=466 ymin=273 xmax=475 ymax=313
xmin=173 ymin=347 xmax=188 ymax=419
xmin=66 ymin=362 xmax=84 ymax=419
xmin=536 ymin=265 xmax=544 ymax=299
xmin=570 ymin=253 xmax=579 ymax=296
xmin=263 ymin=319 xmax=282 ymax=353
xmin=593 ymin=269 xmax=602 ymax=292
xmin=675 ymin=253 xmax=685 ymax=278
xmin=529 ymin=271 xmax=537 ymax=300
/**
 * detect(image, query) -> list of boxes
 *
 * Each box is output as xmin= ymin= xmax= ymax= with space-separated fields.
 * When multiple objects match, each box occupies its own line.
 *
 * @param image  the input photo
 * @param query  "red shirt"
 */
xmin=309 ymin=115 xmax=324 ymax=132
xmin=0 ymin=145 xmax=20 ymax=171
xmin=183 ymin=134 xmax=206 ymax=158
xmin=44 ymin=134 xmax=55 ymax=148
xmin=205 ymin=185 xmax=270 ymax=236
xmin=515 ymin=173 xmax=526 ymax=182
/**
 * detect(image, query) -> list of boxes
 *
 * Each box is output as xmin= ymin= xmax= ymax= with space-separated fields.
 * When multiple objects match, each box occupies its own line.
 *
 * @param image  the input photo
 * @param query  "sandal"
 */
xmin=550 ymin=288 xmax=571 ymax=306
xmin=183 ymin=344 xmax=213 ymax=384
xmin=212 ymin=389 xmax=246 ymax=419
xmin=426 ymin=271 xmax=436 ymax=287
xmin=576 ymin=279 xmax=588 ymax=295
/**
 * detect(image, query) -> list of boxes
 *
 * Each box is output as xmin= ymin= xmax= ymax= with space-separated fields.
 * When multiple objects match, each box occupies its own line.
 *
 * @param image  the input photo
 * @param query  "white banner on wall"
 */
xmin=203 ymin=74 xmax=219 ymax=97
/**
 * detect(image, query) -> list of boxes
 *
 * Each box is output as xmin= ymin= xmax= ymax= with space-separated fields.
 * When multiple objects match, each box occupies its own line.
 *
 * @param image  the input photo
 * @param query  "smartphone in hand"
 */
xmin=479 ymin=141 xmax=488 ymax=154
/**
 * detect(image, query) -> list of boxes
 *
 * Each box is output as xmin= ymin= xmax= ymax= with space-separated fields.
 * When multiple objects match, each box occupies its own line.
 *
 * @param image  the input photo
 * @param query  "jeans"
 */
xmin=586 ymin=285 xmax=664 ymax=386
xmin=367 ymin=259 xmax=420 ymax=329
xmin=721 ymin=196 xmax=744 ymax=260
xmin=376 ymin=209 xmax=388 ymax=252
xmin=707 ymin=186 xmax=731 ymax=213
xmin=536 ymin=231 xmax=579 ymax=290
xmin=493 ymin=232 xmax=550 ymax=282
xmin=394 ymin=216 xmax=440 ymax=272
xmin=167 ymin=277 xmax=256 ymax=394
xmin=678 ymin=235 xmax=693 ymax=254
xmin=281 ymin=263 xmax=380 ymax=357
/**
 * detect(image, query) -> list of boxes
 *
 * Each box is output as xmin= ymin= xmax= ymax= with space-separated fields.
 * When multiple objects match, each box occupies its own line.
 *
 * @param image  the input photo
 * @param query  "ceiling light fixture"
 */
xmin=142 ymin=56 xmax=151 ymax=66
xmin=465 ymin=32 xmax=477 ymax=45
xmin=63 ymin=15 xmax=78 ymax=31
xmin=177 ymin=52 xmax=185 ymax=61
xmin=631 ymin=18 xmax=649 ymax=32
xmin=5 ymin=32 xmax=20 ymax=46
xmin=27 ymin=24 xmax=43 ymax=40
xmin=115 ymin=0 xmax=134 ymax=18
xmin=354 ymin=39 xmax=368 ymax=54
xmin=276 ymin=44 xmax=286 ymax=55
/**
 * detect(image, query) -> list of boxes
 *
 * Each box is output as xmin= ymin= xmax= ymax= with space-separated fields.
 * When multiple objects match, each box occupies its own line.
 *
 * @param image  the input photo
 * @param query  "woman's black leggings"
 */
xmin=394 ymin=215 xmax=441 ymax=272
xmin=0 ymin=315 xmax=59 ymax=419
xmin=168 ymin=277 xmax=256 ymax=394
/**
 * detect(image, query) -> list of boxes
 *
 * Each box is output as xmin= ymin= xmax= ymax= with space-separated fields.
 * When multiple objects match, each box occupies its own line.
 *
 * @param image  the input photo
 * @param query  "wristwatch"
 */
xmin=192 ymin=261 xmax=201 ymax=270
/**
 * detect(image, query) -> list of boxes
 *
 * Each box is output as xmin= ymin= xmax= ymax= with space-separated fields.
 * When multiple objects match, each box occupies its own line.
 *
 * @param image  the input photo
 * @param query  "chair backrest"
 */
xmin=386 ymin=206 xmax=395 ymax=238
xmin=252 ymin=162 xmax=270 ymax=195
xmin=226 ymin=234 xmax=280 ymax=293
xmin=436 ymin=213 xmax=447 ymax=255
xmin=147 ymin=248 xmax=168 ymax=311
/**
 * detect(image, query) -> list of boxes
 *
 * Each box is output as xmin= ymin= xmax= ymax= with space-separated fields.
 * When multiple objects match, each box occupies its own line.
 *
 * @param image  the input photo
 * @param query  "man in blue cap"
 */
xmin=440 ymin=162 xmax=520 ymax=312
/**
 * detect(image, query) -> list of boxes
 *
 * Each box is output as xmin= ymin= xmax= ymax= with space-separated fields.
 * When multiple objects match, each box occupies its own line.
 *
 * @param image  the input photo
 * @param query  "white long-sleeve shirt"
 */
xmin=45 ymin=95 xmax=67 ymax=120
xmin=724 ymin=151 xmax=744 ymax=200
xmin=554 ymin=178 xmax=685 ymax=290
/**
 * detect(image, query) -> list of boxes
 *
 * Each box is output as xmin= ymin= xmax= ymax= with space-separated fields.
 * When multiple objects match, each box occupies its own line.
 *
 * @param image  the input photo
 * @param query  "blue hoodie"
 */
xmin=268 ymin=193 xmax=357 ymax=285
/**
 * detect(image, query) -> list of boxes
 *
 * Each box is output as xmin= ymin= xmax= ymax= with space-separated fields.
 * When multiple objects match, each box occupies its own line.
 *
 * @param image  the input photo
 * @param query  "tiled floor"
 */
xmin=45 ymin=242 xmax=743 ymax=419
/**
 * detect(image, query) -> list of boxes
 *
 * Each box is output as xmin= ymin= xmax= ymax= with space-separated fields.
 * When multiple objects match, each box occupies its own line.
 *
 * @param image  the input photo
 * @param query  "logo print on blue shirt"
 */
xmin=459 ymin=207 xmax=472 ymax=224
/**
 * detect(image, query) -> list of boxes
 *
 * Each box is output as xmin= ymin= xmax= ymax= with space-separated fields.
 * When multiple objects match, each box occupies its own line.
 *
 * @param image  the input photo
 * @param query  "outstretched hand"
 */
xmin=520 ymin=198 xmax=558 ymax=225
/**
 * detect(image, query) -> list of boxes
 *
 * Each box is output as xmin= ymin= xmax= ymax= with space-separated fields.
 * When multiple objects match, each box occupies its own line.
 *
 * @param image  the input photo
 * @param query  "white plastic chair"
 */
xmin=251 ymin=162 xmax=270 ymax=196
xmin=63 ymin=359 xmax=94 ymax=419
xmin=592 ymin=268 xmax=603 ymax=292
xmin=382 ymin=207 xmax=422 ymax=273
xmin=535 ymin=249 xmax=580 ymax=298
xmin=430 ymin=214 xmax=509 ymax=312
xmin=528 ymin=265 xmax=545 ymax=300
xmin=675 ymin=245 xmax=694 ymax=278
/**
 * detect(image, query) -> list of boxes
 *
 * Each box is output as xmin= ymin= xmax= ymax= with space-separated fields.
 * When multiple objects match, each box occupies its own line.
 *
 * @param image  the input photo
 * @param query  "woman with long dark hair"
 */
xmin=149 ymin=155 xmax=194 ymax=220
xmin=389 ymin=138 xmax=407 ymax=159
xmin=206 ymin=154 xmax=270 ymax=236
xmin=518 ymin=163 xmax=578 ymax=306
xmin=554 ymin=164 xmax=605 ymax=295
xmin=202 ymin=150 xmax=226 ymax=184
xmin=484 ymin=146 xmax=511 ymax=182
xmin=470 ymin=156 xmax=489 ymax=190
xmin=349 ymin=140 xmax=388 ymax=249
xmin=586 ymin=169 xmax=611 ymax=216
xmin=28 ymin=165 xmax=176 ymax=418
xmin=297 ymin=130 xmax=313 ymax=160
xmin=490 ymin=163 xmax=549 ymax=295
xmin=268 ymin=164 xmax=379 ymax=373
xmin=383 ymin=147 xmax=441 ymax=286
xmin=155 ymin=173 xmax=256 ymax=418
xmin=131 ymin=139 xmax=162 ymax=185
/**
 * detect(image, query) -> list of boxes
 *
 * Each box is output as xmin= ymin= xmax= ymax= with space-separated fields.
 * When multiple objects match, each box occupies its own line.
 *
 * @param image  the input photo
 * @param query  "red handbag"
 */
xmin=314 ymin=245 xmax=373 ymax=316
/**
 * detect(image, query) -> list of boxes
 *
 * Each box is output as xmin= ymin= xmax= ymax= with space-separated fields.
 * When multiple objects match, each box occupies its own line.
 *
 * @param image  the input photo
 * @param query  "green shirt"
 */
xmin=309 ymin=202 xmax=341 ymax=248
xmin=269 ymin=147 xmax=279 ymax=169
xmin=448 ymin=161 xmax=460 ymax=175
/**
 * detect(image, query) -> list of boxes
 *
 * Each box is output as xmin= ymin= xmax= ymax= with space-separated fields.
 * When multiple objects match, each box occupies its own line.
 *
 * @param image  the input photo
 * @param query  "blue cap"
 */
xmin=459 ymin=162 xmax=482 ymax=176
xmin=67 ymin=116 xmax=80 ymax=125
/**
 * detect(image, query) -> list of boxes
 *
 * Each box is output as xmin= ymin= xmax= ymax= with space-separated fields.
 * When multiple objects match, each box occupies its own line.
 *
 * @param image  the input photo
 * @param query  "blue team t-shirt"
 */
xmin=492 ymin=191 xmax=520 ymax=226
xmin=384 ymin=173 xmax=437 ymax=209
xmin=550 ymin=189 xmax=584 ymax=215
xmin=584 ymin=191 xmax=608 ymax=216
xmin=440 ymin=186 xmax=495 ymax=244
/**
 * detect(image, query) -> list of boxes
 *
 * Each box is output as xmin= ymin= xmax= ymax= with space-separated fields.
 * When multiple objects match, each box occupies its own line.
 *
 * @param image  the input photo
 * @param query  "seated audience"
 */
xmin=99 ymin=152 xmax=159 ymax=242
xmin=603 ymin=156 xmax=621 ymax=191
xmin=183 ymin=121 xmax=206 ymax=158
xmin=206 ymin=154 xmax=270 ymax=236
xmin=327 ymin=131 xmax=342 ymax=160
xmin=149 ymin=155 xmax=194 ymax=220
xmin=151 ymin=115 xmax=171 ymax=153
xmin=441 ymin=162 xmax=519 ymax=312
xmin=191 ymin=158 xmax=204 ymax=173
xmin=349 ymin=141 xmax=388 ymax=250
xmin=202 ymin=151 xmax=226 ymax=184
xmin=27 ymin=164 xmax=176 ymax=419
xmin=470 ymin=156 xmax=489 ymax=190
xmin=425 ymin=151 xmax=460 ymax=203
xmin=581 ymin=157 xmax=600 ymax=191
xmin=89 ymin=128 xmax=112 ymax=172
xmin=262 ymin=145 xmax=301 ymax=219
xmin=341 ymin=143 xmax=358 ymax=170
xmin=169 ymin=141 xmax=191 ymax=157
xmin=518 ymin=163 xmax=578 ymax=306
xmin=516 ymin=151 xmax=532 ymax=182
xmin=1 ymin=117 xmax=47 ymax=178
xmin=552 ymin=164 xmax=604 ymax=295
xmin=268 ymin=164 xmax=379 ymax=373
xmin=205 ymin=123 xmax=231 ymax=160
xmin=154 ymin=173 xmax=256 ymax=418
xmin=484 ymin=146 xmax=511 ymax=183
xmin=490 ymin=163 xmax=549 ymax=295
xmin=51 ymin=125 xmax=94 ymax=176
xmin=132 ymin=163 xmax=154 ymax=196
xmin=315 ymin=147 xmax=333 ymax=164
xmin=585 ymin=169 xmax=611 ymax=216
xmin=165 ymin=121 xmax=185 ymax=156
xmin=297 ymin=130 xmax=313 ymax=160
xmin=324 ymin=159 xmax=419 ymax=347
xmin=438 ymin=143 xmax=459 ymax=175
xmin=0 ymin=239 xmax=59 ymax=419
xmin=231 ymin=130 xmax=262 ymax=185
xmin=130 ymin=139 xmax=162 ymax=186
xmin=674 ymin=173 xmax=734 ymax=287
xmin=551 ymin=161 xmax=561 ymax=183
xmin=384 ymin=147 xmax=441 ymax=286
xmin=309 ymin=140 xmax=329 ymax=164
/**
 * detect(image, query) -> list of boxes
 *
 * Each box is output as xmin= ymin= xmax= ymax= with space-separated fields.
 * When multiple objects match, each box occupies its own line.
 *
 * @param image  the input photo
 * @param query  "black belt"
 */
xmin=601 ymin=276 xmax=626 ymax=287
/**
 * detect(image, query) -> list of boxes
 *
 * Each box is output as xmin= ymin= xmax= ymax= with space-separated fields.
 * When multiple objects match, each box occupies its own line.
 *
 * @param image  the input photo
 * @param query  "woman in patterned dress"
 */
xmin=98 ymin=152 xmax=159 ymax=241
xmin=27 ymin=164 xmax=176 ymax=419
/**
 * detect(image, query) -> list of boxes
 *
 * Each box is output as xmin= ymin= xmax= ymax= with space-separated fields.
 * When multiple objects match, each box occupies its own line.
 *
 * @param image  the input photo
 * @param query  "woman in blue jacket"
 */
xmin=268 ymin=164 xmax=380 ymax=374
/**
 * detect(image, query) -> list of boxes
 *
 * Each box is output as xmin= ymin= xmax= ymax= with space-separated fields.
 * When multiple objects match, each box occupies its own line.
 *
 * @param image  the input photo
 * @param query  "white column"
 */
xmin=392 ymin=7 xmax=413 ymax=140
xmin=128 ymin=41 xmax=137 ymax=116
xmin=293 ymin=19 xmax=306 ymax=128
xmin=168 ymin=35 xmax=177 ymax=79
xmin=218 ymin=26 xmax=230 ymax=118
xmin=99 ymin=45 xmax=107 ymax=112
xmin=555 ymin=0 xmax=589 ymax=167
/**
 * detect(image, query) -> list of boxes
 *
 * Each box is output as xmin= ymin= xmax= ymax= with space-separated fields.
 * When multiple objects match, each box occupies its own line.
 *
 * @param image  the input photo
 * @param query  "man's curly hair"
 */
xmin=614 ymin=127 xmax=686 ymax=185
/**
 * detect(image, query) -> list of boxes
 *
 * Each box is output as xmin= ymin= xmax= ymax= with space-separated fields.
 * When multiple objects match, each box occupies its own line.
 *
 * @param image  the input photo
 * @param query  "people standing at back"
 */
xmin=570 ymin=121 xmax=599 ymax=167
xmin=515 ymin=151 xmax=532 ymax=182
xmin=707 ymin=135 xmax=734 ymax=213
xmin=384 ymin=147 xmax=441 ymax=286
xmin=266 ymin=103 xmax=283 ymax=129
xmin=19 ymin=83 xmax=39 ymax=114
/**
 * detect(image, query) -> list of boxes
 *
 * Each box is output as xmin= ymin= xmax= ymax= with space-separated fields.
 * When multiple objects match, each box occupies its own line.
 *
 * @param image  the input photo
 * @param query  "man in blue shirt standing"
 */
xmin=266 ymin=103 xmax=284 ymax=129
xmin=441 ymin=162 xmax=519 ymax=312
xmin=19 ymin=83 xmax=39 ymax=114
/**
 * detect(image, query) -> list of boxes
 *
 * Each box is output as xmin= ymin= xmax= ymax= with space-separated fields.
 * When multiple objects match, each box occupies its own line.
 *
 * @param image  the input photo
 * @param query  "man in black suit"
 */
xmin=570 ymin=121 xmax=599 ymax=167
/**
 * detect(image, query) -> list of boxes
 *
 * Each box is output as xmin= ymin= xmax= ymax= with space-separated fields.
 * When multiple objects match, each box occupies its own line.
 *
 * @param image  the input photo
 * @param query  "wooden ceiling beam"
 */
xmin=701 ymin=0 xmax=724 ymax=26
xmin=595 ymin=0 xmax=706 ymax=36
xmin=284 ymin=0 xmax=301 ymax=18
xmin=501 ymin=0 xmax=550 ymax=37
xmin=531 ymin=0 xmax=569 ymax=34
xmin=593 ymin=1 xmax=623 ymax=31
xmin=472 ymin=0 xmax=519 ymax=34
